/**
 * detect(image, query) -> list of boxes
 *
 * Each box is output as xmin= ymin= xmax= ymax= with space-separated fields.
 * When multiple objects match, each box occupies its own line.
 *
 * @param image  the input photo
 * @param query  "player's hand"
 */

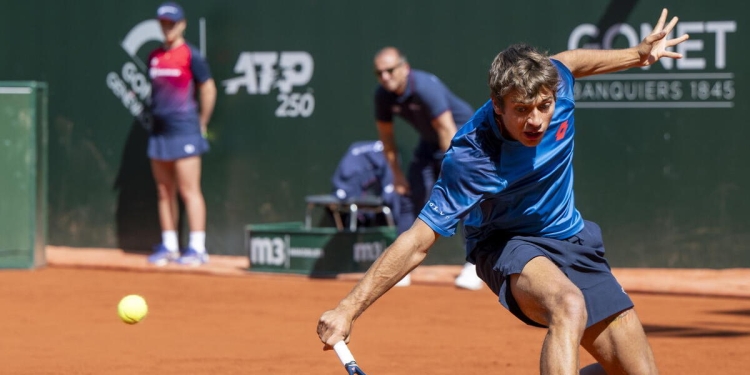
xmin=637 ymin=8 xmax=690 ymax=66
xmin=200 ymin=122 xmax=208 ymax=138
xmin=317 ymin=308 xmax=354 ymax=350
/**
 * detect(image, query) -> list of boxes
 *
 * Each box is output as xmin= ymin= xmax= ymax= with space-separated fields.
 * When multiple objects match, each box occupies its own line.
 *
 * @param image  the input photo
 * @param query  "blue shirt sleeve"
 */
xmin=413 ymin=73 xmax=452 ymax=119
xmin=189 ymin=45 xmax=212 ymax=84
xmin=418 ymin=140 xmax=504 ymax=236
xmin=550 ymin=59 xmax=575 ymax=101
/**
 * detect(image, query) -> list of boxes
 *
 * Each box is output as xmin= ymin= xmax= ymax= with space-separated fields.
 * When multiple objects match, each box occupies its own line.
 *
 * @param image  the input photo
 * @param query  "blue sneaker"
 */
xmin=148 ymin=244 xmax=179 ymax=266
xmin=175 ymin=247 xmax=209 ymax=266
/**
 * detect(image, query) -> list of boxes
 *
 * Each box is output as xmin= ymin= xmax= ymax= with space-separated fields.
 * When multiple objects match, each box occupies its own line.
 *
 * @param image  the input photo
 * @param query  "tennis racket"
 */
xmin=333 ymin=341 xmax=367 ymax=375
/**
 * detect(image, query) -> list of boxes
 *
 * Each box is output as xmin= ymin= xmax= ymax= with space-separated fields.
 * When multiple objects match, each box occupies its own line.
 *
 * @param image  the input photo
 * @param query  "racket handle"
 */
xmin=333 ymin=341 xmax=355 ymax=365
xmin=333 ymin=341 xmax=367 ymax=375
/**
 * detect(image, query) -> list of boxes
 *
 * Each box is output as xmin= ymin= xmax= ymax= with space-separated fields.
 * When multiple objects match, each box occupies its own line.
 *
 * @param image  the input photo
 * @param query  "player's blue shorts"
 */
xmin=474 ymin=220 xmax=633 ymax=328
xmin=148 ymin=133 xmax=209 ymax=161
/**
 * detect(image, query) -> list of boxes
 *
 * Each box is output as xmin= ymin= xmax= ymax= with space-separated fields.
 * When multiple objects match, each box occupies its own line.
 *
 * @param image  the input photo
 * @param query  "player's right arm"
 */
xmin=376 ymin=120 xmax=409 ymax=195
xmin=317 ymin=219 xmax=439 ymax=348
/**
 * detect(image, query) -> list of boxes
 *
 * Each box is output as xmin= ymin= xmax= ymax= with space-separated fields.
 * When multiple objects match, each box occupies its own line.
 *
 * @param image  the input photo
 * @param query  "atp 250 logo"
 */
xmin=107 ymin=21 xmax=315 ymax=120
xmin=223 ymin=51 xmax=315 ymax=118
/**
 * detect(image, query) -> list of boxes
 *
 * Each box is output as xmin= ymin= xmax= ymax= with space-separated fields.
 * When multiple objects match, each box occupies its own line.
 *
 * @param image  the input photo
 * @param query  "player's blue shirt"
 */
xmin=418 ymin=60 xmax=583 ymax=260
xmin=374 ymin=69 xmax=474 ymax=146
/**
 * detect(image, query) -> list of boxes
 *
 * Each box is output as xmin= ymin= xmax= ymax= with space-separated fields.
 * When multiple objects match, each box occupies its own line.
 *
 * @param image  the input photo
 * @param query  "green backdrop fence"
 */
xmin=0 ymin=82 xmax=47 ymax=268
xmin=0 ymin=0 xmax=745 ymax=267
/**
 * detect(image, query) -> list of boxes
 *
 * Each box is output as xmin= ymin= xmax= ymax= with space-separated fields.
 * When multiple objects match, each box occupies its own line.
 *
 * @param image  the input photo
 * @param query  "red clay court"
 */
xmin=0 ymin=246 xmax=748 ymax=374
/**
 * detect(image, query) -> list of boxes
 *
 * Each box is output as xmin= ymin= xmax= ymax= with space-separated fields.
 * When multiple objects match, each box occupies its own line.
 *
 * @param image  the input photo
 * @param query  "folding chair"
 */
xmin=304 ymin=140 xmax=396 ymax=231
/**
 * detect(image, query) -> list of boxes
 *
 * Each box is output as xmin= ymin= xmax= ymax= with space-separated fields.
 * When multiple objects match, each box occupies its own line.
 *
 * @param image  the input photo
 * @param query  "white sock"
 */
xmin=189 ymin=231 xmax=206 ymax=253
xmin=162 ymin=230 xmax=179 ymax=252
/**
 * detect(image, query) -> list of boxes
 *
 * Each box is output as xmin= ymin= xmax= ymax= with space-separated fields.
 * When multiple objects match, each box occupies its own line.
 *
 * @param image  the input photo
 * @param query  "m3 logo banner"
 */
xmin=249 ymin=236 xmax=324 ymax=268
xmin=223 ymin=51 xmax=315 ymax=118
xmin=106 ymin=20 xmax=163 ymax=126
xmin=250 ymin=236 xmax=287 ymax=267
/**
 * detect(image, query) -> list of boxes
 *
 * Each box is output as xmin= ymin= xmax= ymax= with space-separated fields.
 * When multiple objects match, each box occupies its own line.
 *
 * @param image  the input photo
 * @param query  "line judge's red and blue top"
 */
xmin=148 ymin=42 xmax=212 ymax=135
xmin=146 ymin=42 xmax=212 ymax=161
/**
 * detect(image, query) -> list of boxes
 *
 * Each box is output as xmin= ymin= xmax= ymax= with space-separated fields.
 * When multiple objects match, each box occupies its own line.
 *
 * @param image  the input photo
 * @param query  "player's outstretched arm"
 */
xmin=317 ymin=219 xmax=439 ymax=348
xmin=552 ymin=8 xmax=690 ymax=78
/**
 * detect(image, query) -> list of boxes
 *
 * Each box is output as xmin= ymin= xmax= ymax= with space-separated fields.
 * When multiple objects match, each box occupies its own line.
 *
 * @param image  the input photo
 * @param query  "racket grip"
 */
xmin=333 ymin=341 xmax=367 ymax=374
xmin=333 ymin=341 xmax=355 ymax=365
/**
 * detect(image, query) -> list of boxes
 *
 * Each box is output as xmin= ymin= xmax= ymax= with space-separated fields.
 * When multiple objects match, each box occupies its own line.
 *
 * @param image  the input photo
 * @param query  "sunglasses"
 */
xmin=374 ymin=61 xmax=404 ymax=77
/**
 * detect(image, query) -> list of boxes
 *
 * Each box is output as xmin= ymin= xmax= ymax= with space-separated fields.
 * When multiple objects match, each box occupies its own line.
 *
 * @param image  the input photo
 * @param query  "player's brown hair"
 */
xmin=488 ymin=43 xmax=559 ymax=109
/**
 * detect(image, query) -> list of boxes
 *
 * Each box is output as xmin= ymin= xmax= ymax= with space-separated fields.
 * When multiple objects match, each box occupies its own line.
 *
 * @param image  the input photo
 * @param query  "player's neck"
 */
xmin=495 ymin=114 xmax=510 ymax=139
xmin=163 ymin=38 xmax=185 ymax=50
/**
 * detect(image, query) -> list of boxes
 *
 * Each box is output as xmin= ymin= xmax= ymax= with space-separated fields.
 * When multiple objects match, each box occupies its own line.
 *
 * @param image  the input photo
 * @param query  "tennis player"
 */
xmin=318 ymin=9 xmax=688 ymax=374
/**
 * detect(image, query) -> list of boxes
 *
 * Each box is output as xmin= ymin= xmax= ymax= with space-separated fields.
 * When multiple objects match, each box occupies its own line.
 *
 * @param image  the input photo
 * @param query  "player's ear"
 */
xmin=492 ymin=97 xmax=504 ymax=115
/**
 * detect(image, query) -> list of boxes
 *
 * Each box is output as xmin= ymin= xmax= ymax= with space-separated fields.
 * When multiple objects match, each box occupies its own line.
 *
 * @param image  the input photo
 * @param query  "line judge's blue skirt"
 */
xmin=148 ymin=133 xmax=210 ymax=161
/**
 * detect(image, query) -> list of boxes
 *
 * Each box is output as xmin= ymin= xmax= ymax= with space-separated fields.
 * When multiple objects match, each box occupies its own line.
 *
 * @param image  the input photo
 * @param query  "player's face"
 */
xmin=159 ymin=19 xmax=186 ymax=44
xmin=493 ymin=88 xmax=555 ymax=147
xmin=374 ymin=52 xmax=408 ymax=94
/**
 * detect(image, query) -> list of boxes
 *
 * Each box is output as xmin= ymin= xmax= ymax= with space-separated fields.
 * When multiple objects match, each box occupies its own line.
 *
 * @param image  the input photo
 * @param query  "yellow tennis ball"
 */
xmin=118 ymin=295 xmax=148 ymax=324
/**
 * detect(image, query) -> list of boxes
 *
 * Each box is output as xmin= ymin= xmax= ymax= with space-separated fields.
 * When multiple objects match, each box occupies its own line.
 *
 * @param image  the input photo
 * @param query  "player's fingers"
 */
xmin=667 ymin=34 xmax=690 ymax=47
xmin=643 ymin=31 xmax=666 ymax=45
xmin=653 ymin=8 xmax=668 ymax=32
xmin=662 ymin=16 xmax=679 ymax=36
xmin=323 ymin=335 xmax=349 ymax=350
xmin=317 ymin=317 xmax=328 ymax=335
xmin=660 ymin=51 xmax=684 ymax=59
xmin=317 ymin=319 xmax=336 ymax=344
xmin=319 ymin=326 xmax=345 ymax=347
xmin=318 ymin=327 xmax=335 ymax=343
